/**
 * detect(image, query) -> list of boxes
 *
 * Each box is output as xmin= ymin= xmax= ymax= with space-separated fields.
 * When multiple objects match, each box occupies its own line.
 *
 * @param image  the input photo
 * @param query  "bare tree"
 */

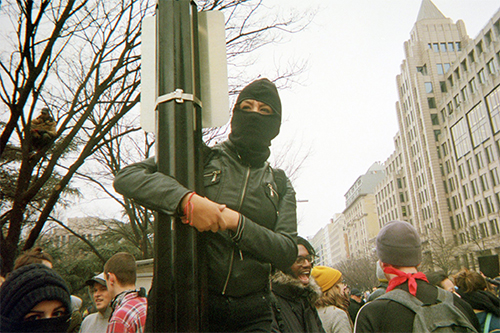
xmin=419 ymin=227 xmax=472 ymax=275
xmin=0 ymin=0 xmax=314 ymax=273
xmin=0 ymin=0 xmax=149 ymax=273
xmin=336 ymin=255 xmax=378 ymax=292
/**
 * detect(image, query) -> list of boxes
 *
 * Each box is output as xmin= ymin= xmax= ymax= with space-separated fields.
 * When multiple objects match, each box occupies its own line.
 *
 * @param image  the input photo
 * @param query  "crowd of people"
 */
xmin=1 ymin=79 xmax=499 ymax=333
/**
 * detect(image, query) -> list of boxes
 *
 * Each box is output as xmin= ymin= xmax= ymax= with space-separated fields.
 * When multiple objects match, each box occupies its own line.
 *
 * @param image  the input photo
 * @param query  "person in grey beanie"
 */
xmin=114 ymin=78 xmax=297 ymax=332
xmin=354 ymin=220 xmax=480 ymax=333
xmin=0 ymin=263 xmax=72 ymax=333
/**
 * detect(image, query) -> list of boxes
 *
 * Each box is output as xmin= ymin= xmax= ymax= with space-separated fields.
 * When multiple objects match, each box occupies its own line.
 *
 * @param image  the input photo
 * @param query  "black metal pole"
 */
xmin=150 ymin=1 xmax=202 ymax=332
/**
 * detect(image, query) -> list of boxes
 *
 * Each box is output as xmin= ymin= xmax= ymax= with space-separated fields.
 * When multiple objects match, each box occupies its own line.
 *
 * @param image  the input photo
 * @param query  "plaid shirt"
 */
xmin=107 ymin=291 xmax=147 ymax=333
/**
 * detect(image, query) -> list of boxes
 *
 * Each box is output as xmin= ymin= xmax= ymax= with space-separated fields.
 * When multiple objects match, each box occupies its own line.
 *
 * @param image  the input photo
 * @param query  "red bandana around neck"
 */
xmin=384 ymin=266 xmax=429 ymax=296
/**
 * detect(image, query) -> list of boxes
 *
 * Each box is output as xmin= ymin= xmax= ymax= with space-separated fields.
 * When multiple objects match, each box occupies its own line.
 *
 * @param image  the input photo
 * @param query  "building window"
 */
xmin=448 ymin=42 xmax=455 ymax=52
xmin=456 ymin=42 xmax=462 ymax=52
xmin=461 ymin=60 xmax=468 ymax=72
xmin=467 ymin=102 xmax=489 ymax=147
xmin=479 ymin=222 xmax=489 ymax=238
xmin=476 ymin=41 xmax=483 ymax=55
xmin=448 ymin=76 xmax=454 ymax=87
xmin=440 ymin=81 xmax=447 ymax=93
xmin=433 ymin=43 xmax=439 ymax=52
xmin=486 ymin=86 xmax=500 ymax=133
xmin=447 ymin=102 xmax=453 ymax=114
xmin=487 ymin=59 xmax=497 ymax=75
xmin=471 ymin=179 xmax=479 ymax=196
xmin=431 ymin=114 xmax=439 ymax=125
xmin=468 ymin=50 xmax=475 ymax=63
xmin=461 ymin=86 xmax=468 ymax=102
xmin=437 ymin=64 xmax=444 ymax=75
xmin=476 ymin=152 xmax=485 ymax=169
xmin=428 ymin=97 xmax=437 ymax=109
xmin=490 ymin=219 xmax=499 ymax=235
xmin=458 ymin=164 xmax=466 ymax=179
xmin=454 ymin=94 xmax=460 ymax=108
xmin=480 ymin=173 xmax=489 ymax=191
xmin=466 ymin=205 xmax=475 ymax=221
xmin=485 ymin=196 xmax=495 ymax=214
xmin=467 ymin=158 xmax=475 ymax=174
xmin=417 ymin=65 xmax=428 ymax=75
xmin=491 ymin=168 xmax=500 ymax=186
xmin=425 ymin=82 xmax=433 ymax=93
xmin=476 ymin=201 xmax=485 ymax=218
xmin=444 ymin=63 xmax=451 ymax=73
xmin=454 ymin=68 xmax=460 ymax=80
xmin=463 ymin=184 xmax=470 ymax=199
xmin=469 ymin=78 xmax=477 ymax=94
xmin=485 ymin=145 xmax=495 ymax=163
xmin=485 ymin=31 xmax=492 ymax=45
xmin=451 ymin=119 xmax=471 ymax=158
xmin=434 ymin=129 xmax=441 ymax=141
xmin=478 ymin=69 xmax=486 ymax=84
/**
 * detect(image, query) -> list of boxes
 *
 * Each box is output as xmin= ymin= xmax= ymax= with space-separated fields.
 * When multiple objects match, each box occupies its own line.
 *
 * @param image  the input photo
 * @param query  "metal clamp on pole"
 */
xmin=156 ymin=88 xmax=202 ymax=109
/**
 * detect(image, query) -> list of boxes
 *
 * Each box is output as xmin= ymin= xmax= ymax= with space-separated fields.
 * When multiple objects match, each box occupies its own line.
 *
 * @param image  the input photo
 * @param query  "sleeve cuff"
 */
xmin=230 ymin=215 xmax=245 ymax=242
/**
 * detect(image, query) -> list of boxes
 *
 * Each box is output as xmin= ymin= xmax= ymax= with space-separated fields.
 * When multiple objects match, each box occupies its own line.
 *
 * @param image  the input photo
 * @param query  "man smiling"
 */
xmin=271 ymin=236 xmax=326 ymax=333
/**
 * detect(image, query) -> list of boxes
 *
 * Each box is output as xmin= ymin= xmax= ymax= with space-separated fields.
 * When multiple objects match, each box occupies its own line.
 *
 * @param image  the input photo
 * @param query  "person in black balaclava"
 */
xmin=229 ymin=78 xmax=282 ymax=167
xmin=114 ymin=78 xmax=298 ymax=332
xmin=0 ymin=263 xmax=72 ymax=333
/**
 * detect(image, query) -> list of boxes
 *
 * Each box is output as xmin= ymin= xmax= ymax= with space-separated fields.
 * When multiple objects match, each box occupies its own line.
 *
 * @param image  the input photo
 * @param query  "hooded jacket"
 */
xmin=270 ymin=271 xmax=326 ymax=333
xmin=113 ymin=140 xmax=297 ymax=297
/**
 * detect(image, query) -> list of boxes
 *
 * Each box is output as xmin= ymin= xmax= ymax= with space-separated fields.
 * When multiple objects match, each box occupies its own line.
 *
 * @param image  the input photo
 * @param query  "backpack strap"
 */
xmin=483 ymin=312 xmax=492 ymax=333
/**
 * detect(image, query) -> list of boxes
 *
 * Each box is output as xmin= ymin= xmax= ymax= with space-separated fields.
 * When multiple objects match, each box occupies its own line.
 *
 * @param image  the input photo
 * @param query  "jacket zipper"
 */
xmin=222 ymin=166 xmax=251 ymax=295
xmin=204 ymin=170 xmax=221 ymax=183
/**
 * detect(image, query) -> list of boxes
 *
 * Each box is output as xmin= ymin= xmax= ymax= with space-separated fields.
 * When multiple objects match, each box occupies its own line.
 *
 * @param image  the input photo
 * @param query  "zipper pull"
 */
xmin=207 ymin=170 xmax=220 ymax=182
xmin=267 ymin=183 xmax=277 ymax=198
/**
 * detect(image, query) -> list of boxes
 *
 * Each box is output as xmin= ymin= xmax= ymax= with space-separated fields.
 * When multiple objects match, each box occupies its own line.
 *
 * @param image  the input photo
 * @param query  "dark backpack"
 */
xmin=378 ymin=288 xmax=478 ymax=332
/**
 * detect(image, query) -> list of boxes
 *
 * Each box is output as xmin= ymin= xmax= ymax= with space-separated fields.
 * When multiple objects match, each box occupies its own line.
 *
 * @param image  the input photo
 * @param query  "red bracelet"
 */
xmin=183 ymin=192 xmax=196 ymax=225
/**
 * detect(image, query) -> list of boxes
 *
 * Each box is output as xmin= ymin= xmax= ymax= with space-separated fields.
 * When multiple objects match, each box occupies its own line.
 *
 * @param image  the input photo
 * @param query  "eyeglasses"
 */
xmin=295 ymin=255 xmax=315 ymax=265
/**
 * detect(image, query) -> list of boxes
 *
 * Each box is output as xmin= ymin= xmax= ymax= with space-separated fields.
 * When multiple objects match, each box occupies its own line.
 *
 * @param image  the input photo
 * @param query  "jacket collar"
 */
xmin=271 ymin=271 xmax=322 ymax=305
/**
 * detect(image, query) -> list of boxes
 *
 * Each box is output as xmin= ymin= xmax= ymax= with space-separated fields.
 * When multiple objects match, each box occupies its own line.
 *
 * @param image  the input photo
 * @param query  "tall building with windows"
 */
xmin=344 ymin=162 xmax=385 ymax=259
xmin=381 ymin=0 xmax=500 ymax=269
xmin=310 ymin=214 xmax=348 ymax=266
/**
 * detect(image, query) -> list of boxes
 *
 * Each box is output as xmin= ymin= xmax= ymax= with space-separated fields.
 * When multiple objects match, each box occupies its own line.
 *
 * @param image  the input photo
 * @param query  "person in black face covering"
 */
xmin=114 ymin=78 xmax=298 ymax=332
xmin=0 ymin=263 xmax=72 ymax=333
xmin=229 ymin=78 xmax=282 ymax=167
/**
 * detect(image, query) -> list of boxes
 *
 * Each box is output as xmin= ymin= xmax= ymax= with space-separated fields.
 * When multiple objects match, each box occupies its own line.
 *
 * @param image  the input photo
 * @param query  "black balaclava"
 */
xmin=0 ymin=263 xmax=71 ymax=333
xmin=229 ymin=78 xmax=282 ymax=167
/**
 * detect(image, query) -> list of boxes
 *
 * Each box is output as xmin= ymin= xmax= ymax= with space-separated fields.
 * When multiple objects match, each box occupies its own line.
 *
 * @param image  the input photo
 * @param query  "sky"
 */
xmin=257 ymin=0 xmax=500 ymax=238
xmin=64 ymin=0 xmax=500 ymax=238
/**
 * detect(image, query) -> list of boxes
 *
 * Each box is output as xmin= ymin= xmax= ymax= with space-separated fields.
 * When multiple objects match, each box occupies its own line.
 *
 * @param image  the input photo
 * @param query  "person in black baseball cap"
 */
xmin=0 ymin=263 xmax=71 ymax=333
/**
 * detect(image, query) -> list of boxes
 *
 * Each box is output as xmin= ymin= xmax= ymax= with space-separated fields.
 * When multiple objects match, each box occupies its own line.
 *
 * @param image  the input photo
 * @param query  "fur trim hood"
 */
xmin=271 ymin=270 xmax=322 ymax=306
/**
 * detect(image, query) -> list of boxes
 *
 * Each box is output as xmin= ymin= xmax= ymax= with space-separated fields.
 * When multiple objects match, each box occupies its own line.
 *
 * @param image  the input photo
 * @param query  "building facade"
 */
xmin=382 ymin=0 xmax=500 ymax=269
xmin=310 ymin=214 xmax=348 ymax=266
xmin=343 ymin=163 xmax=385 ymax=259
xmin=313 ymin=1 xmax=500 ymax=272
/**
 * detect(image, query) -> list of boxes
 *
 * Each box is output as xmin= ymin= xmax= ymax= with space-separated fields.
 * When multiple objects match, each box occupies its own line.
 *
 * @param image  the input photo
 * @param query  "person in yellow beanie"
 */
xmin=311 ymin=266 xmax=352 ymax=333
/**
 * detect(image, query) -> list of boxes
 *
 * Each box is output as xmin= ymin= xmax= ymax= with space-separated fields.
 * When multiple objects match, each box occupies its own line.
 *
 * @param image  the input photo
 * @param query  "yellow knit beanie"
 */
xmin=311 ymin=266 xmax=342 ymax=292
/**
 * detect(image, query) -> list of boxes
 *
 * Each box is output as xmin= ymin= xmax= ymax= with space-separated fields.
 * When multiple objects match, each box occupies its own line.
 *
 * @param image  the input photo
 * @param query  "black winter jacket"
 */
xmin=114 ymin=140 xmax=298 ymax=297
xmin=270 ymin=271 xmax=326 ymax=333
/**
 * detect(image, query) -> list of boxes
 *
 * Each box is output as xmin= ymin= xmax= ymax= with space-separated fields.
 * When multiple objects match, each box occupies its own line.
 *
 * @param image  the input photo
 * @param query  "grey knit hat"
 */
xmin=376 ymin=220 xmax=422 ymax=266
xmin=0 ymin=263 xmax=71 ymax=322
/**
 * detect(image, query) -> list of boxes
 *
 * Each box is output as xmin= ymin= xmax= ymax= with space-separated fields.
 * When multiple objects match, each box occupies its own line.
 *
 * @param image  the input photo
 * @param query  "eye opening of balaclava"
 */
xmin=229 ymin=78 xmax=282 ymax=167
